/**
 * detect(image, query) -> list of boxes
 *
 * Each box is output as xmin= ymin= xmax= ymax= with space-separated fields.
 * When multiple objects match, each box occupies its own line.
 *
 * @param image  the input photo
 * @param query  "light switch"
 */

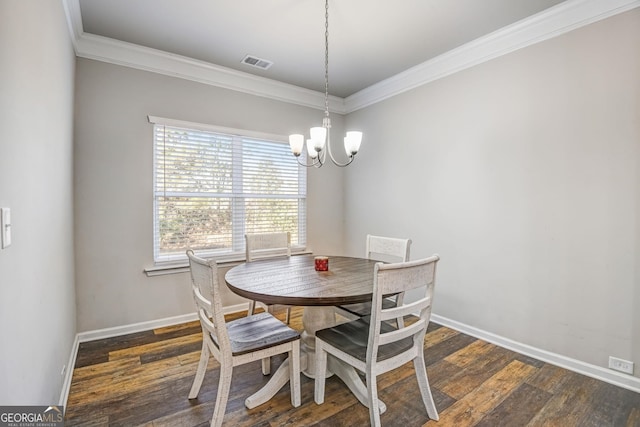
xmin=1 ymin=208 xmax=11 ymax=249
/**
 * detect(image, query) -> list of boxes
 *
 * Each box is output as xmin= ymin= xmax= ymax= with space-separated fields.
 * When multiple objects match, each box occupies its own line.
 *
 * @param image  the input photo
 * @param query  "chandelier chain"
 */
xmin=324 ymin=0 xmax=329 ymax=117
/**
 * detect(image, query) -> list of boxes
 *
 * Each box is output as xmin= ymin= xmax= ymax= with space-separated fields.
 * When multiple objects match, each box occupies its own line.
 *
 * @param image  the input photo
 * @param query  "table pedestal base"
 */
xmin=244 ymin=306 xmax=386 ymax=414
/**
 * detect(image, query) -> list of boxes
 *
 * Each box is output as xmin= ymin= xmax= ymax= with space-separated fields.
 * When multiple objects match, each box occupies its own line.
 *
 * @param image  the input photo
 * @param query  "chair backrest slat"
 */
xmin=246 ymin=232 xmax=291 ymax=262
xmin=377 ymin=319 xmax=426 ymax=346
xmin=379 ymin=296 xmax=431 ymax=322
xmin=366 ymin=234 xmax=411 ymax=263
xmin=192 ymin=283 xmax=212 ymax=313
xmin=375 ymin=258 xmax=436 ymax=295
xmin=367 ymin=255 xmax=439 ymax=363
xmin=196 ymin=305 xmax=215 ymax=336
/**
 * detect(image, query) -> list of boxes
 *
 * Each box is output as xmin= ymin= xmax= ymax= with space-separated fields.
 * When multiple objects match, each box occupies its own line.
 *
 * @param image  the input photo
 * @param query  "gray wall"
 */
xmin=0 ymin=0 xmax=77 ymax=403
xmin=344 ymin=9 xmax=640 ymax=377
xmin=74 ymin=59 xmax=346 ymax=332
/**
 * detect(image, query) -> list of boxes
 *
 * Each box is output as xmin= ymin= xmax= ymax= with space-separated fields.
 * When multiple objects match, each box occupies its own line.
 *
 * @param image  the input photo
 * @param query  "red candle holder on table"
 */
xmin=314 ymin=256 xmax=329 ymax=271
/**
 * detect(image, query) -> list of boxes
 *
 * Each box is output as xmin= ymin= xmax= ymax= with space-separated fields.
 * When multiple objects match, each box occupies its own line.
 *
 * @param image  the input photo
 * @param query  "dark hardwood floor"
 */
xmin=66 ymin=307 xmax=640 ymax=426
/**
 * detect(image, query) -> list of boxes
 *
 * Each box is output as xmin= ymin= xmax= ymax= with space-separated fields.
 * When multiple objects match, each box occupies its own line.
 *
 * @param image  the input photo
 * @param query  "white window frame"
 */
xmin=148 ymin=116 xmax=307 ymax=266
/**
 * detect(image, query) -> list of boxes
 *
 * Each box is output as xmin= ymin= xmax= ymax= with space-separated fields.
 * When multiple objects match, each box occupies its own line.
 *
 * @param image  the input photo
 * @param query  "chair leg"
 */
xmin=188 ymin=337 xmax=210 ymax=399
xmin=366 ymin=371 xmax=381 ymax=427
xmin=289 ymin=340 xmax=301 ymax=407
xmin=210 ymin=363 xmax=233 ymax=427
xmin=314 ymin=340 xmax=328 ymax=404
xmin=256 ymin=304 xmax=275 ymax=375
xmin=261 ymin=357 xmax=271 ymax=375
xmin=414 ymin=353 xmax=439 ymax=421
xmin=247 ymin=300 xmax=256 ymax=316
xmin=285 ymin=306 xmax=291 ymax=324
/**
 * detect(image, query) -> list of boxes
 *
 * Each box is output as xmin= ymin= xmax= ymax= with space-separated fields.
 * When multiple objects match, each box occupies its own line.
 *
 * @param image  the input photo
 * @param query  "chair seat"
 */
xmin=316 ymin=316 xmax=413 ymax=362
xmin=337 ymin=297 xmax=397 ymax=318
xmin=214 ymin=312 xmax=300 ymax=356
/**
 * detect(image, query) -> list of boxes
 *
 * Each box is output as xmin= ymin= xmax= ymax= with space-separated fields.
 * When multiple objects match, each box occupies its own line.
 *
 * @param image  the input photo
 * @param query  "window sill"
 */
xmin=144 ymin=250 xmax=313 ymax=277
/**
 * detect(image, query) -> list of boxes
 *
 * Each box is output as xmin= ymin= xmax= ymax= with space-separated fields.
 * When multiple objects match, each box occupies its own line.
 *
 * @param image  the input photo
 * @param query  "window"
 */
xmin=150 ymin=116 xmax=306 ymax=264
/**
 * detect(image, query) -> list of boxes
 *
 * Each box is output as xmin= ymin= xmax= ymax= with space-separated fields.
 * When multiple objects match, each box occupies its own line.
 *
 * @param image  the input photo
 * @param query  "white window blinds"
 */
xmin=151 ymin=117 xmax=306 ymax=264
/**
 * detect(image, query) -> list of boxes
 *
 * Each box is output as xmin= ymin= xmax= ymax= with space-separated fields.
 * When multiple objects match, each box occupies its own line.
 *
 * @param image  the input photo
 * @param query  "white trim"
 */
xmin=345 ymin=0 xmax=640 ymax=112
xmin=69 ymin=26 xmax=345 ymax=114
xmin=144 ymin=249 xmax=313 ymax=277
xmin=63 ymin=0 xmax=640 ymax=114
xmin=58 ymin=334 xmax=79 ymax=407
xmin=431 ymin=313 xmax=640 ymax=394
xmin=77 ymin=302 xmax=248 ymax=342
xmin=147 ymin=115 xmax=290 ymax=144
xmin=61 ymin=0 xmax=82 ymax=52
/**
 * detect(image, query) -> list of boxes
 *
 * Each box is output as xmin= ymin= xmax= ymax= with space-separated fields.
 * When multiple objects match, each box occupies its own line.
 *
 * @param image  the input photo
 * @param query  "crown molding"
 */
xmin=62 ymin=0 xmax=346 ymax=114
xmin=344 ymin=0 xmax=640 ymax=112
xmin=63 ymin=0 xmax=639 ymax=115
xmin=75 ymin=33 xmax=349 ymax=114
xmin=62 ymin=0 xmax=81 ymax=52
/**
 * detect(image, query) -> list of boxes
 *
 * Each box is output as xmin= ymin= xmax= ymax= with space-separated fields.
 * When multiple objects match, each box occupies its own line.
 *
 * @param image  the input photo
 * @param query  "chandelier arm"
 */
xmin=324 ymin=129 xmax=355 ymax=167
xmin=296 ymin=155 xmax=323 ymax=168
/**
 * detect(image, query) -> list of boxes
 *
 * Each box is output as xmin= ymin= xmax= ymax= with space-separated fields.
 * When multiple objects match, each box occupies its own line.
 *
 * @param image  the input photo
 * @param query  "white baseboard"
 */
xmin=60 ymin=306 xmax=639 ymax=409
xmin=76 ymin=302 xmax=249 ymax=343
xmin=58 ymin=333 xmax=79 ymax=407
xmin=59 ymin=302 xmax=250 ymax=407
xmin=431 ymin=313 xmax=640 ymax=394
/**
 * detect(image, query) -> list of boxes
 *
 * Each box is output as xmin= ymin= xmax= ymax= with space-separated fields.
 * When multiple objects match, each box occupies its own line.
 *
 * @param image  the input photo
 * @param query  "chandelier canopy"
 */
xmin=288 ymin=0 xmax=362 ymax=168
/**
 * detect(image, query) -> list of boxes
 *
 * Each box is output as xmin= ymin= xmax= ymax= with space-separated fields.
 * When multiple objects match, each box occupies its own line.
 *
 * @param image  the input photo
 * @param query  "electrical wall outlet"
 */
xmin=608 ymin=356 xmax=634 ymax=375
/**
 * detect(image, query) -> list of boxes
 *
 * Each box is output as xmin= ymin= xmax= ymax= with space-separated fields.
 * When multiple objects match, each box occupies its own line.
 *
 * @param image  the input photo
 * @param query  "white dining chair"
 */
xmin=336 ymin=234 xmax=411 ymax=326
xmin=245 ymin=232 xmax=293 ymax=324
xmin=186 ymin=250 xmax=301 ymax=427
xmin=315 ymin=255 xmax=440 ymax=426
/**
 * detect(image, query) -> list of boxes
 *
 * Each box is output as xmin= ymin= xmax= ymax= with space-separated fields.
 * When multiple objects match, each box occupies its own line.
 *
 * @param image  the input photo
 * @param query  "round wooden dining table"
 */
xmin=225 ymin=254 xmax=387 ymax=412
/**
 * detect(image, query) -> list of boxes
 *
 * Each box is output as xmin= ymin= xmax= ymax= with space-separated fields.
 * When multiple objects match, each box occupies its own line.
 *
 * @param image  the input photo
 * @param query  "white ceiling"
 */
xmin=68 ymin=0 xmax=639 ymax=112
xmin=77 ymin=0 xmax=567 ymax=98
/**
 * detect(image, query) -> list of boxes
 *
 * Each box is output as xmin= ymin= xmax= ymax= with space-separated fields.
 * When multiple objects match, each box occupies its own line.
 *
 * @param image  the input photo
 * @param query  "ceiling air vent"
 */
xmin=241 ymin=55 xmax=273 ymax=70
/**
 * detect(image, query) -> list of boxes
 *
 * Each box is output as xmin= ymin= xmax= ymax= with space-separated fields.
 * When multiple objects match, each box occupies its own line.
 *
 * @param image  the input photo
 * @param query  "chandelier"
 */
xmin=288 ymin=0 xmax=362 ymax=168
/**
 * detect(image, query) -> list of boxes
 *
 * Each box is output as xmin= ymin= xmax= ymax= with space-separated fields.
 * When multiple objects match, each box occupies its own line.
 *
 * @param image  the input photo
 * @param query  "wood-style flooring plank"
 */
xmin=627 ymin=408 xmax=640 ymax=426
xmin=526 ymin=372 xmax=601 ymax=426
xmin=108 ymin=333 xmax=202 ymax=361
xmin=436 ymin=343 xmax=520 ymax=400
xmin=424 ymin=359 xmax=538 ymax=426
xmin=474 ymin=382 xmax=552 ymax=427
xmin=424 ymin=325 xmax=459 ymax=348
